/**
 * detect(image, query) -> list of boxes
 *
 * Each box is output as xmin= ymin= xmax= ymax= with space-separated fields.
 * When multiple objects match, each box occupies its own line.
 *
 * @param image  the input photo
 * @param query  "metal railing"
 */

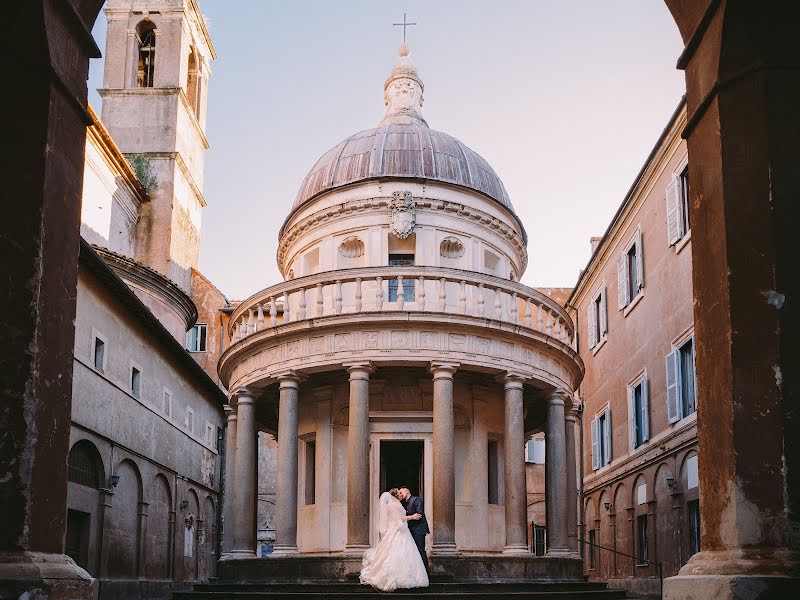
xmin=578 ymin=536 xmax=664 ymax=599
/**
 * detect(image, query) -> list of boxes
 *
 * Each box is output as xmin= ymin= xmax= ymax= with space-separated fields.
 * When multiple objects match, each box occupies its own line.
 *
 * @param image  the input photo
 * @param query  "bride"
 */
xmin=359 ymin=489 xmax=430 ymax=591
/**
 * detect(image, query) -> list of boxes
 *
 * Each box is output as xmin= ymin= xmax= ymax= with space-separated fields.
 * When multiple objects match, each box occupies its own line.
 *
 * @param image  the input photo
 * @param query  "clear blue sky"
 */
xmin=88 ymin=1 xmax=685 ymax=300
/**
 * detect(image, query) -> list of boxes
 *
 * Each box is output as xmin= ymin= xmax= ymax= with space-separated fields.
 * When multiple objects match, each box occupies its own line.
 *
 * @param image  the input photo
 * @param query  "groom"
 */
xmin=398 ymin=487 xmax=429 ymax=574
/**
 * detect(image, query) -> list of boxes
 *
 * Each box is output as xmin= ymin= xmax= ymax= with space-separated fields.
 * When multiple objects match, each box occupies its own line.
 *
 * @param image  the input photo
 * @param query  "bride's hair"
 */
xmin=388 ymin=488 xmax=400 ymax=499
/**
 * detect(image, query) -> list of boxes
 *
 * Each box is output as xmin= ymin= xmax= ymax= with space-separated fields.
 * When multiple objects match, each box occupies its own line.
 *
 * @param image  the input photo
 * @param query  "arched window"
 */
xmin=67 ymin=440 xmax=104 ymax=488
xmin=187 ymin=46 xmax=200 ymax=117
xmin=136 ymin=21 xmax=156 ymax=88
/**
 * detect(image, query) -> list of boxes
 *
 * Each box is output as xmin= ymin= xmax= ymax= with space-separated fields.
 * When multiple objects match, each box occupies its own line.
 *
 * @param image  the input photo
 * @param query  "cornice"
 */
xmin=277 ymin=195 xmax=528 ymax=277
xmin=94 ymin=246 xmax=198 ymax=330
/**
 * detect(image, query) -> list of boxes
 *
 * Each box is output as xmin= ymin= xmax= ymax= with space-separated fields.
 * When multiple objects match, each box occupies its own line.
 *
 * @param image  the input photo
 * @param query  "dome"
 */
xmin=292 ymin=124 xmax=514 ymax=212
xmin=289 ymin=44 xmax=515 ymax=215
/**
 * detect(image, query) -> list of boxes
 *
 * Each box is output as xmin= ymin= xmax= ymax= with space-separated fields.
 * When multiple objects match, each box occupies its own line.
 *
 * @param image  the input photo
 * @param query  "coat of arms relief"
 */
xmin=388 ymin=191 xmax=416 ymax=239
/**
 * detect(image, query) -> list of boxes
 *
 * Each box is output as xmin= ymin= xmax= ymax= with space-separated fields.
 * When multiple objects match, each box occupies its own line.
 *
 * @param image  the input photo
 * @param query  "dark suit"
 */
xmin=403 ymin=495 xmax=429 ymax=573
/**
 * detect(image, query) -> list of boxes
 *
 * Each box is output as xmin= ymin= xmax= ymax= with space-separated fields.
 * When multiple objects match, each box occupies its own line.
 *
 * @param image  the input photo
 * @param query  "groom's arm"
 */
xmin=412 ymin=497 xmax=425 ymax=517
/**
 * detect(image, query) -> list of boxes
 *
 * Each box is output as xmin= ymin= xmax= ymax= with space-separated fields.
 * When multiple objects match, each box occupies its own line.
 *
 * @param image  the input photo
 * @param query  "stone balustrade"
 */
xmin=226 ymin=266 xmax=574 ymax=347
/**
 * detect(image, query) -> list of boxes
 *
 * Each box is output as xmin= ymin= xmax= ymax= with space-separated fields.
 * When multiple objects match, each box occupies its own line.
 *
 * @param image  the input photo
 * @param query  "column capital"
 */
xmin=565 ymin=403 xmax=580 ymax=422
xmin=343 ymin=361 xmax=374 ymax=378
xmin=499 ymin=371 xmax=526 ymax=389
xmin=430 ymin=361 xmax=459 ymax=379
xmin=275 ymin=370 xmax=302 ymax=388
xmin=233 ymin=387 xmax=256 ymax=405
xmin=546 ymin=387 xmax=571 ymax=406
xmin=224 ymin=403 xmax=238 ymax=422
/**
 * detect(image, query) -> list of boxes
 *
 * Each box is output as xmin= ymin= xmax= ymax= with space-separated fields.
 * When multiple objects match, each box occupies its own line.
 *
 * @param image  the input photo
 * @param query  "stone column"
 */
xmin=502 ymin=373 xmax=529 ymax=554
xmin=230 ymin=388 xmax=257 ymax=557
xmin=221 ymin=404 xmax=238 ymax=555
xmin=545 ymin=390 xmax=571 ymax=555
xmin=344 ymin=363 xmax=372 ymax=553
xmin=273 ymin=372 xmax=300 ymax=555
xmin=0 ymin=4 xmax=98 ymax=597
xmin=431 ymin=362 xmax=459 ymax=556
xmin=565 ymin=405 xmax=579 ymax=553
xmin=662 ymin=3 xmax=800 ymax=597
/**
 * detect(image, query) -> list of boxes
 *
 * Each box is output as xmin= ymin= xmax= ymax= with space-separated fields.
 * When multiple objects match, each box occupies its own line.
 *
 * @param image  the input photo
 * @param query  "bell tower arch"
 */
xmin=99 ymin=0 xmax=216 ymax=292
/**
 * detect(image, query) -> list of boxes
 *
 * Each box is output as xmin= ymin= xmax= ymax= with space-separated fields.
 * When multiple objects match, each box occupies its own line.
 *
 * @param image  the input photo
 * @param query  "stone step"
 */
xmin=174 ymin=583 xmax=627 ymax=600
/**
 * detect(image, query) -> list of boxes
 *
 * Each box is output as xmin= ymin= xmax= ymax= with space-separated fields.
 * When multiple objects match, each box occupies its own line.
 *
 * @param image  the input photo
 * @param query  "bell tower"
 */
xmin=99 ymin=0 xmax=215 ymax=292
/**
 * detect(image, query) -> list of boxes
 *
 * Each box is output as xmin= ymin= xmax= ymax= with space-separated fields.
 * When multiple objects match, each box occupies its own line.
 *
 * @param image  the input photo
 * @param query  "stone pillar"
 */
xmin=430 ymin=362 xmax=459 ymax=556
xmin=661 ymin=2 xmax=800 ymax=597
xmin=545 ymin=390 xmax=571 ymax=555
xmin=273 ymin=372 xmax=300 ymax=555
xmin=221 ymin=404 xmax=238 ymax=555
xmin=0 ymin=3 xmax=100 ymax=597
xmin=565 ymin=405 xmax=579 ymax=553
xmin=344 ymin=363 xmax=372 ymax=553
xmin=502 ymin=373 xmax=528 ymax=554
xmin=137 ymin=501 xmax=148 ymax=577
xmin=230 ymin=388 xmax=256 ymax=557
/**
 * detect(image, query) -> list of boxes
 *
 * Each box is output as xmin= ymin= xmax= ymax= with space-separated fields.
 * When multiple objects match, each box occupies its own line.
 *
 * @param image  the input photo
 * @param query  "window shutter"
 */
xmin=636 ymin=230 xmax=645 ymax=291
xmin=599 ymin=287 xmax=608 ymax=335
xmin=617 ymin=254 xmax=629 ymax=310
xmin=587 ymin=302 xmax=597 ymax=348
xmin=666 ymin=176 xmax=681 ymax=245
xmin=603 ymin=407 xmax=612 ymax=464
xmin=629 ymin=386 xmax=637 ymax=449
xmin=591 ymin=418 xmax=599 ymax=470
xmin=691 ymin=336 xmax=698 ymax=407
xmin=641 ymin=376 xmax=650 ymax=441
xmin=666 ymin=350 xmax=682 ymax=423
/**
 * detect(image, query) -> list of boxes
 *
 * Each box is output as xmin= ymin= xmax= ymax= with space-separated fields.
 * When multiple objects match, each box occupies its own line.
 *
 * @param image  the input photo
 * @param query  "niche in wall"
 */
xmin=484 ymin=249 xmax=501 ymax=275
xmin=339 ymin=236 xmax=365 ymax=259
xmin=440 ymin=237 xmax=465 ymax=259
xmin=303 ymin=248 xmax=320 ymax=275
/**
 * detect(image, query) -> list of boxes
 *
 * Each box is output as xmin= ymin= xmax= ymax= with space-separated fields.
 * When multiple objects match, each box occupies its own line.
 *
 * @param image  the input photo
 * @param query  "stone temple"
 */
xmin=218 ymin=43 xmax=584 ymax=581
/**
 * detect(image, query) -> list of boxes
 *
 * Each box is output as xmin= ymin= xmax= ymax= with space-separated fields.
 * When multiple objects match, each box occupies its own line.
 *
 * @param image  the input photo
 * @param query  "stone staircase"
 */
xmin=173 ymin=581 xmax=628 ymax=599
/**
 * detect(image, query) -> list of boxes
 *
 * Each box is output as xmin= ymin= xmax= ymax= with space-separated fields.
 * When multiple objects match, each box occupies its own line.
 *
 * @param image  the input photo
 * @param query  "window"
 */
xmin=130 ymin=366 xmax=141 ymax=398
xmin=587 ymin=286 xmax=608 ymax=349
xmin=93 ymin=336 xmax=105 ymax=372
xmin=525 ymin=437 xmax=545 ymax=464
xmin=185 ymin=407 xmax=195 ymax=434
xmin=686 ymin=454 xmax=699 ymax=490
xmin=304 ymin=439 xmax=316 ymax=505
xmin=533 ymin=525 xmax=547 ymax=556
xmin=588 ymin=529 xmax=597 ymax=569
xmin=65 ymin=510 xmax=90 ymax=570
xmin=388 ymin=254 xmax=415 ymax=302
xmin=162 ymin=388 xmax=172 ymax=417
xmin=186 ymin=324 xmax=208 ymax=352
xmin=618 ymin=230 xmax=644 ymax=310
xmin=136 ymin=21 xmax=156 ymax=88
xmin=687 ymin=499 xmax=701 ymax=556
xmin=591 ymin=407 xmax=612 ymax=470
xmin=636 ymin=514 xmax=649 ymax=564
xmin=630 ymin=376 xmax=650 ymax=449
xmin=68 ymin=442 xmax=102 ymax=488
xmin=488 ymin=439 xmax=499 ymax=504
xmin=204 ymin=421 xmax=215 ymax=446
xmin=666 ymin=336 xmax=697 ymax=423
xmin=667 ymin=163 xmax=691 ymax=245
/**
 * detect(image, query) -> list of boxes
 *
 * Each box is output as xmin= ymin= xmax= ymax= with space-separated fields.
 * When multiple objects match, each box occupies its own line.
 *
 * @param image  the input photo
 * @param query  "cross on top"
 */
xmin=393 ymin=12 xmax=417 ymax=44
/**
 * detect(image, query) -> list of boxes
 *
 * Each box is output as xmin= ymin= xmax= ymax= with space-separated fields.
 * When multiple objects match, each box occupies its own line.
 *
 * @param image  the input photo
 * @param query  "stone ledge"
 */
xmin=217 ymin=554 xmax=584 ymax=584
xmin=0 ymin=551 xmax=97 ymax=600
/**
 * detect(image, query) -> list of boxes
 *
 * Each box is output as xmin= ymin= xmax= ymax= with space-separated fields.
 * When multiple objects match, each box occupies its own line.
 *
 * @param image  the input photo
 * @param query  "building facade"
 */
xmin=216 ymin=44 xmax=586 ymax=583
xmin=568 ymin=100 xmax=698 ymax=598
xmin=64 ymin=2 xmax=229 ymax=599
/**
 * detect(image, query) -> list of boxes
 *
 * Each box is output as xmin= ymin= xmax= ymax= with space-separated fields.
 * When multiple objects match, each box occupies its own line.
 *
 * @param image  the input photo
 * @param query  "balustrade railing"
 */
xmin=227 ymin=266 xmax=574 ymax=346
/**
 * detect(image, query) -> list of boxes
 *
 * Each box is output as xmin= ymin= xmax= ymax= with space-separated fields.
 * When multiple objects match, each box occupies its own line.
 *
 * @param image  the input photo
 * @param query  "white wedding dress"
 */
xmin=359 ymin=492 xmax=429 ymax=591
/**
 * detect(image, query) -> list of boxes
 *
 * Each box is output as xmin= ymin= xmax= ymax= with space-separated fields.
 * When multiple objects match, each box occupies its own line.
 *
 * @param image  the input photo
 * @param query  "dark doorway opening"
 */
xmin=380 ymin=440 xmax=424 ymax=498
xmin=65 ymin=509 xmax=91 ymax=571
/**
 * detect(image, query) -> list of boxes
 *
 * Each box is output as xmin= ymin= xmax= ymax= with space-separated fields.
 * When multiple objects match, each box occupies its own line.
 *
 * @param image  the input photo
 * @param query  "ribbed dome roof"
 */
xmin=292 ymin=123 xmax=514 ymax=212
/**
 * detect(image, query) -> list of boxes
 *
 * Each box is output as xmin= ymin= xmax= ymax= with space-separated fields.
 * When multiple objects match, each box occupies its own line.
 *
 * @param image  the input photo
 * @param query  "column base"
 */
xmin=0 ymin=551 xmax=97 ymax=600
xmin=342 ymin=544 xmax=370 ymax=556
xmin=664 ymin=548 xmax=800 ymax=600
xmin=545 ymin=547 xmax=576 ymax=558
xmin=225 ymin=549 xmax=257 ymax=559
xmin=502 ymin=544 xmax=530 ymax=555
xmin=431 ymin=543 xmax=460 ymax=557
xmin=271 ymin=545 xmax=298 ymax=556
